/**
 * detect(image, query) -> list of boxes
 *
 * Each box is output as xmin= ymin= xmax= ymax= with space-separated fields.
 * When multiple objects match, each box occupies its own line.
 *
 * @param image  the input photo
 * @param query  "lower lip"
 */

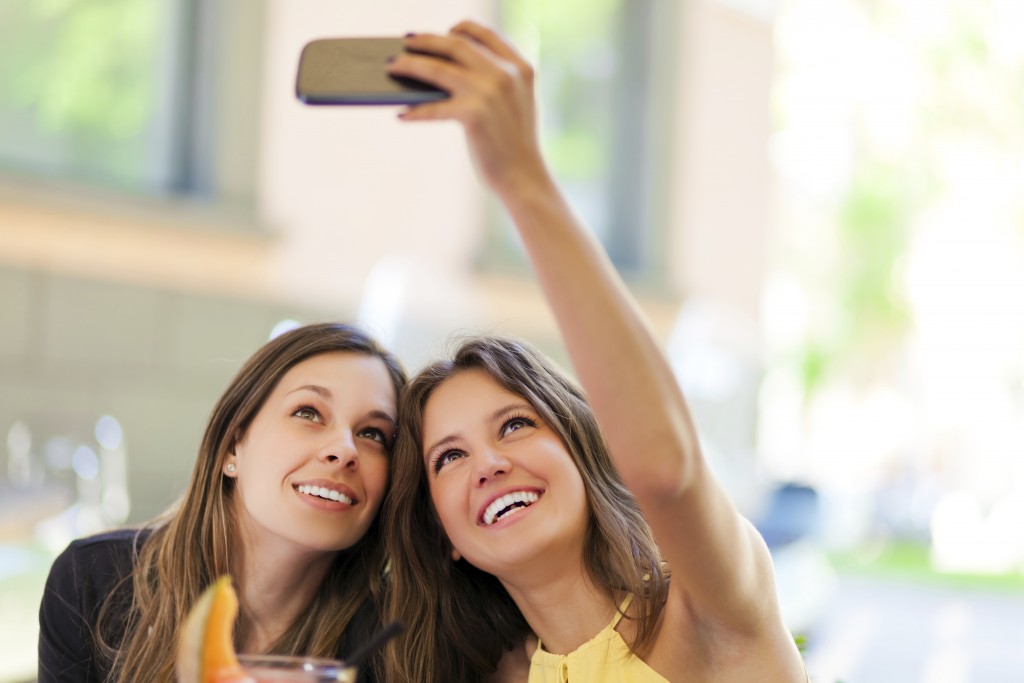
xmin=295 ymin=489 xmax=355 ymax=512
xmin=481 ymin=495 xmax=542 ymax=529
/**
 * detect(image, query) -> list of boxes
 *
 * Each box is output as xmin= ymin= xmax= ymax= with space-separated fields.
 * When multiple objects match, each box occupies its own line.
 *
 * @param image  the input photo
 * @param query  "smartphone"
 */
xmin=295 ymin=37 xmax=449 ymax=105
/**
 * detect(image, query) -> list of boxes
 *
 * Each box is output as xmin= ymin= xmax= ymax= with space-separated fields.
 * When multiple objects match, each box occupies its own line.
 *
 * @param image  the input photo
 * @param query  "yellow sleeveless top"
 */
xmin=528 ymin=595 xmax=670 ymax=683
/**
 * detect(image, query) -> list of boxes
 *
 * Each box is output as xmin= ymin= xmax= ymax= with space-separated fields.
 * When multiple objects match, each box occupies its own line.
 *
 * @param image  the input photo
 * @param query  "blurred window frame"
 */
xmin=481 ymin=0 xmax=681 ymax=286
xmin=0 ymin=0 xmax=268 ymax=232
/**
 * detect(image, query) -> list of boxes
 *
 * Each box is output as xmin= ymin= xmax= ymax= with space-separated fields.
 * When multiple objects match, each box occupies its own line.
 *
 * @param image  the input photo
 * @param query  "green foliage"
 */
xmin=0 ymin=0 xmax=158 ymax=136
xmin=831 ymin=541 xmax=1024 ymax=592
xmin=795 ymin=160 xmax=921 ymax=396
xmin=835 ymin=164 xmax=916 ymax=340
xmin=546 ymin=126 xmax=607 ymax=179
xmin=501 ymin=0 xmax=619 ymax=182
xmin=502 ymin=0 xmax=620 ymax=56
xmin=791 ymin=0 xmax=1024 ymax=396
xmin=0 ymin=0 xmax=160 ymax=184
xmin=798 ymin=342 xmax=832 ymax=397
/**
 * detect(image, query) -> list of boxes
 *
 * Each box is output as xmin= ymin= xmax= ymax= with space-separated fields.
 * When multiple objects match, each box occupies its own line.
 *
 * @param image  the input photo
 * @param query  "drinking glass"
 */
xmin=235 ymin=654 xmax=357 ymax=682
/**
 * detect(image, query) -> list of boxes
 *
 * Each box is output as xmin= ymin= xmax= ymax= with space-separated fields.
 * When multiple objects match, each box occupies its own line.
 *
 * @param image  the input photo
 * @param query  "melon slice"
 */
xmin=176 ymin=575 xmax=250 ymax=683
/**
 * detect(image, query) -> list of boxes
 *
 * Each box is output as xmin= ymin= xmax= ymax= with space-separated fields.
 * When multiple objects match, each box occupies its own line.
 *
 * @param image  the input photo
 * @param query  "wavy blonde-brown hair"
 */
xmin=95 ymin=322 xmax=406 ymax=683
xmin=383 ymin=336 xmax=669 ymax=683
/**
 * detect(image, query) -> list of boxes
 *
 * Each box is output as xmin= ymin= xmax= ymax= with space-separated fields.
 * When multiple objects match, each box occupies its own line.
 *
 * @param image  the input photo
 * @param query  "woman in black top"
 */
xmin=38 ymin=323 xmax=405 ymax=682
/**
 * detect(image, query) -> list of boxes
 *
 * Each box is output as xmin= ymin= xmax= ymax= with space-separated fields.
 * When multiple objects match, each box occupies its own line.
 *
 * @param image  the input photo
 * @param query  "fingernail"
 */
xmin=386 ymin=55 xmax=396 ymax=64
xmin=404 ymin=32 xmax=417 ymax=38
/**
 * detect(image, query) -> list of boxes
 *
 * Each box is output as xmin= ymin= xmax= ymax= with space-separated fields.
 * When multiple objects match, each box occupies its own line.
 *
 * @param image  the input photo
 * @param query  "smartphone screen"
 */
xmin=295 ymin=37 xmax=449 ymax=105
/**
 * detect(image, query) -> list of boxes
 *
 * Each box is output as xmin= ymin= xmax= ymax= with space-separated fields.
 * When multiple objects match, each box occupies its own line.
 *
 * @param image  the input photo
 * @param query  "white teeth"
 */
xmin=482 ymin=491 xmax=540 ymax=526
xmin=297 ymin=484 xmax=353 ymax=505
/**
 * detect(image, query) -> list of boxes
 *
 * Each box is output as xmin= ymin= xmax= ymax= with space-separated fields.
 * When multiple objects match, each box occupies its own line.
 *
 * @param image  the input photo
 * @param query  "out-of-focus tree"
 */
xmin=0 ymin=0 xmax=160 ymax=185
xmin=777 ymin=0 xmax=1024 ymax=399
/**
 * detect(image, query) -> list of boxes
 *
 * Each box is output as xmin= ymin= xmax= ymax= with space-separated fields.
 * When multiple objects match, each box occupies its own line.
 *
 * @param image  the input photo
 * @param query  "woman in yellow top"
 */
xmin=383 ymin=20 xmax=809 ymax=683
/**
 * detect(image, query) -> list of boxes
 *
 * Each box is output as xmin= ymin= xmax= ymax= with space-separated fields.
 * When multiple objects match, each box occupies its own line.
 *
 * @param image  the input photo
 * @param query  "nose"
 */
xmin=320 ymin=429 xmax=360 ymax=470
xmin=473 ymin=448 xmax=511 ymax=487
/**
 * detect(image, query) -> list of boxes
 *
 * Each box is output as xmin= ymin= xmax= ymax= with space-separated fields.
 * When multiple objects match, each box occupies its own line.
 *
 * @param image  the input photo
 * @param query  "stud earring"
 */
xmin=226 ymin=463 xmax=236 ymax=474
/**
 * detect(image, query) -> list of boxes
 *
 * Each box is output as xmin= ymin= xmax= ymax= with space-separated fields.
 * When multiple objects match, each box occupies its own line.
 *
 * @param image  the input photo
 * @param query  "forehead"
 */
xmin=423 ymin=369 xmax=522 ymax=431
xmin=277 ymin=351 xmax=396 ymax=405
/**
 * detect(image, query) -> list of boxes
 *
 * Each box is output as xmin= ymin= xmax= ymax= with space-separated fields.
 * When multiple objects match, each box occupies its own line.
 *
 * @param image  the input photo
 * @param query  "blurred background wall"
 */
xmin=1 ymin=0 xmax=1022 ymax=682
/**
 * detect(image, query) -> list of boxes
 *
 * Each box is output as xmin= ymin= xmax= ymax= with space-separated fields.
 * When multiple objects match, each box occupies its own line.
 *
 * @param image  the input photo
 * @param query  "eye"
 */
xmin=292 ymin=405 xmax=322 ymax=423
xmin=500 ymin=414 xmax=537 ymax=437
xmin=432 ymin=448 xmax=466 ymax=474
xmin=357 ymin=426 xmax=393 ymax=448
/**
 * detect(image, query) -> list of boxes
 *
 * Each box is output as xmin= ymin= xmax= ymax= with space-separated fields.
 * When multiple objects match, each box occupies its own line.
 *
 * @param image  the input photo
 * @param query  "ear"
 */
xmin=451 ymin=546 xmax=462 ymax=562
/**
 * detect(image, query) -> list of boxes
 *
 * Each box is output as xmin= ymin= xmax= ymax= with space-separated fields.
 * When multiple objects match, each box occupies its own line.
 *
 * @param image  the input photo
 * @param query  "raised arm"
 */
xmin=389 ymin=20 xmax=800 ymax=657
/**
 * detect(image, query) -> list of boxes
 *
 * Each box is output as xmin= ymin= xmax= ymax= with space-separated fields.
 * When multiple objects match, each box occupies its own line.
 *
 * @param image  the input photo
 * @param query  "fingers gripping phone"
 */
xmin=295 ymin=37 xmax=449 ymax=105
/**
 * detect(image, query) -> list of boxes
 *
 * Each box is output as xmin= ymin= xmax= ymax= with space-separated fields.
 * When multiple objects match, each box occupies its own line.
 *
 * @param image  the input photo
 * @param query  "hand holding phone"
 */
xmin=295 ymin=37 xmax=449 ymax=105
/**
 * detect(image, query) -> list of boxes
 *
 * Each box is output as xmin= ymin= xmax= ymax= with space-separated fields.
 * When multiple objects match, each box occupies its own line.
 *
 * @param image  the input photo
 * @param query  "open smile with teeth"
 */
xmin=482 ymin=491 xmax=540 ymax=526
xmin=296 ymin=484 xmax=355 ymax=505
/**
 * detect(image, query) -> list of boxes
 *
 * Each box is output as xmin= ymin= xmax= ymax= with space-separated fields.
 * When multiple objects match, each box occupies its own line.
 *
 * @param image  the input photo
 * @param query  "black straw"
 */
xmin=344 ymin=620 xmax=404 ymax=669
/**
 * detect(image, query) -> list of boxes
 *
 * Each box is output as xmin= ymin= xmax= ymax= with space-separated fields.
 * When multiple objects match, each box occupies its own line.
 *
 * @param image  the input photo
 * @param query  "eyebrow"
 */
xmin=290 ymin=384 xmax=332 ymax=399
xmin=288 ymin=385 xmax=396 ymax=426
xmin=367 ymin=410 xmax=398 ymax=427
xmin=492 ymin=402 xmax=533 ymax=422
xmin=423 ymin=402 xmax=534 ymax=461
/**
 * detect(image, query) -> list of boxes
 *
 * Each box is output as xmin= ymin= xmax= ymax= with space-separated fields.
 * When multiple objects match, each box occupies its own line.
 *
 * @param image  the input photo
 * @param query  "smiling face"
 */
xmin=421 ymin=368 xmax=589 ymax=577
xmin=226 ymin=351 xmax=397 ymax=557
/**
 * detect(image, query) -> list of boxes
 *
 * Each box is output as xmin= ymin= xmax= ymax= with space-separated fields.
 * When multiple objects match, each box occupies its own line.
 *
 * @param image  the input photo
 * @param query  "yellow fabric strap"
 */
xmin=536 ymin=593 xmax=634 ymax=652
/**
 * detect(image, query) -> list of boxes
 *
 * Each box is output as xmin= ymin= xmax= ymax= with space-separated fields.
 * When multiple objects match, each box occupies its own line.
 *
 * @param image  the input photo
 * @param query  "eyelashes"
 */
xmin=431 ymin=446 xmax=464 ymax=474
xmin=429 ymin=412 xmax=538 ymax=474
xmin=500 ymin=413 xmax=537 ymax=435
xmin=358 ymin=426 xmax=394 ymax=449
xmin=291 ymin=404 xmax=395 ymax=449
xmin=292 ymin=404 xmax=322 ymax=422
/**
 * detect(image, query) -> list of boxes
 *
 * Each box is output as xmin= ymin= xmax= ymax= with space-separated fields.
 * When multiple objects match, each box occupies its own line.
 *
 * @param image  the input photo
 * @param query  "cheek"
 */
xmin=366 ymin=458 xmax=390 ymax=497
xmin=551 ymin=449 xmax=587 ymax=504
xmin=427 ymin=479 xmax=461 ymax=526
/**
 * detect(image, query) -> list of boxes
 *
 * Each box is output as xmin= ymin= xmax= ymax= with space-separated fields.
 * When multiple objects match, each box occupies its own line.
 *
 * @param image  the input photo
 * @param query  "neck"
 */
xmin=499 ymin=559 xmax=618 ymax=656
xmin=230 ymin=533 xmax=336 ymax=654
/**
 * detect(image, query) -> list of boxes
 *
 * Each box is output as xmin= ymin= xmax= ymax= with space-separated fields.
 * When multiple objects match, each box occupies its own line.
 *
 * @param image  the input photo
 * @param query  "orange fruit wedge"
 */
xmin=176 ymin=575 xmax=250 ymax=683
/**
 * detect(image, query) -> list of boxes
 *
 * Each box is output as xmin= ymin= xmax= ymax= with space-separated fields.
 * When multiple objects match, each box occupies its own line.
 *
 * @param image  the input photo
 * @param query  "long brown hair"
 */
xmin=96 ymin=322 xmax=406 ymax=683
xmin=383 ymin=336 xmax=669 ymax=682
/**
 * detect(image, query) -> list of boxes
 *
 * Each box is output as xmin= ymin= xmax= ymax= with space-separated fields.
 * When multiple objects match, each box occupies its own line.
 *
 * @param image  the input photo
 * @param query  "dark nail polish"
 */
xmin=404 ymin=32 xmax=416 ymax=38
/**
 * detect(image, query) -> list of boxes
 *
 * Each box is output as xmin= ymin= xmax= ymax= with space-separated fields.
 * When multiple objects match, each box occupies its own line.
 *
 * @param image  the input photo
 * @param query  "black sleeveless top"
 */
xmin=38 ymin=528 xmax=381 ymax=682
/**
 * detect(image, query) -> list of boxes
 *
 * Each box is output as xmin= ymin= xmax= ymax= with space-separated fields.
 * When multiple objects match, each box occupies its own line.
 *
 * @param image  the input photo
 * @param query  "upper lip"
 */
xmin=476 ymin=485 xmax=544 ymax=525
xmin=293 ymin=478 xmax=359 ymax=504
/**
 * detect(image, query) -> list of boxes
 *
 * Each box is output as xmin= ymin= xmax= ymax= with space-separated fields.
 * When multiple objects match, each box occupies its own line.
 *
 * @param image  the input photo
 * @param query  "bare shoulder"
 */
xmin=482 ymin=640 xmax=531 ymax=683
xmin=638 ymin=585 xmax=808 ymax=682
